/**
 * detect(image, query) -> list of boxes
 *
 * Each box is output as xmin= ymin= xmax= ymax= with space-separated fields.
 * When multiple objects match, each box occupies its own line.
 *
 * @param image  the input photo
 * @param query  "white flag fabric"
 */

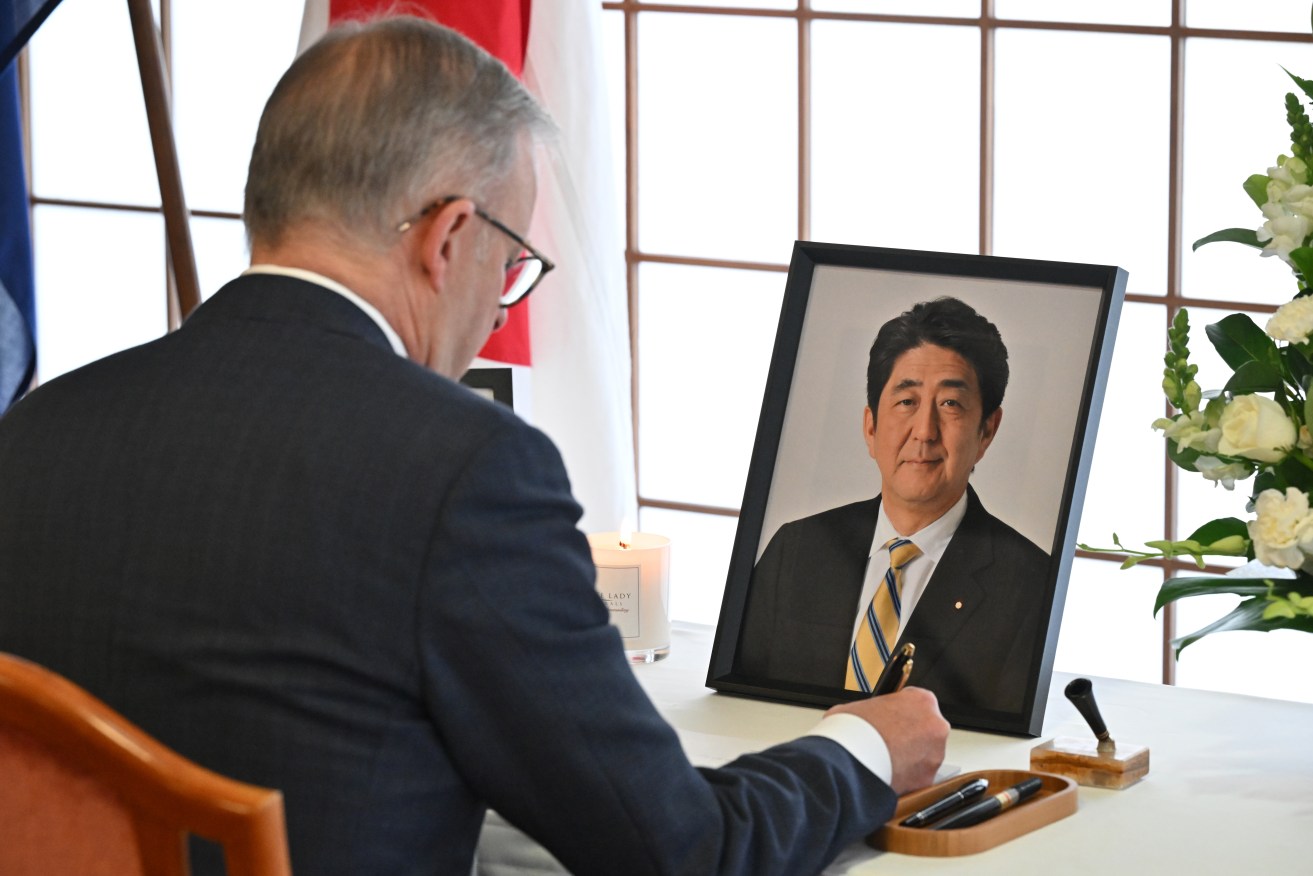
xmin=520 ymin=2 xmax=636 ymax=533
xmin=297 ymin=0 xmax=328 ymax=53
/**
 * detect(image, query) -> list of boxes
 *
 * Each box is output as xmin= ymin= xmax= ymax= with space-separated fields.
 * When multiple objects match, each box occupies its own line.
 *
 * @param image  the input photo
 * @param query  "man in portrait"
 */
xmin=737 ymin=296 xmax=1050 ymax=717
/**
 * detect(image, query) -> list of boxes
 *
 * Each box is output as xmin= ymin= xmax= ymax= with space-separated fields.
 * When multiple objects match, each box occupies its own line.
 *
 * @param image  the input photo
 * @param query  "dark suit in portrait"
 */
xmin=738 ymin=486 xmax=1049 ymax=715
xmin=0 ymin=274 xmax=898 ymax=876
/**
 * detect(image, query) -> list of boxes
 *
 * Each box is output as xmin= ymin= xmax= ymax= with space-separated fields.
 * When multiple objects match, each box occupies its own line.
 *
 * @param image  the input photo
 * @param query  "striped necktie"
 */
xmin=846 ymin=537 xmax=922 ymax=693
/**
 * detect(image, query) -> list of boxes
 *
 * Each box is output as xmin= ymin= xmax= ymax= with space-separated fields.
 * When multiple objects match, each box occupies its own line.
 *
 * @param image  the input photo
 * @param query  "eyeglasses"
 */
xmin=396 ymin=197 xmax=555 ymax=307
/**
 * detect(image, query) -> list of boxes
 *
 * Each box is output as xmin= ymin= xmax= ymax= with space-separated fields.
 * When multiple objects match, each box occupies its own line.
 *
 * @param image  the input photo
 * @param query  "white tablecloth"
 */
xmin=476 ymin=622 xmax=1313 ymax=874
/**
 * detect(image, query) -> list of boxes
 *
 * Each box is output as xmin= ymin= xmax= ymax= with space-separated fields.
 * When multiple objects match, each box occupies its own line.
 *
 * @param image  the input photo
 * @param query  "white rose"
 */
xmin=1217 ymin=394 xmax=1296 ymax=463
xmin=1248 ymin=487 xmax=1313 ymax=570
xmin=1192 ymin=456 xmax=1249 ymax=490
xmin=1266 ymin=295 xmax=1313 ymax=344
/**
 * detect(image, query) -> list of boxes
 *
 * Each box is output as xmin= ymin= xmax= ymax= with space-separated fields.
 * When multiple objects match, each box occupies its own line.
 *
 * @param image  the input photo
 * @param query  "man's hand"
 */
xmin=826 ymin=687 xmax=949 ymax=794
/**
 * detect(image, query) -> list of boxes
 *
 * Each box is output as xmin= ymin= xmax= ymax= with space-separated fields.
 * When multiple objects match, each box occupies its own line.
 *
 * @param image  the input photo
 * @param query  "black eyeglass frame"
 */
xmin=396 ymin=196 xmax=555 ymax=307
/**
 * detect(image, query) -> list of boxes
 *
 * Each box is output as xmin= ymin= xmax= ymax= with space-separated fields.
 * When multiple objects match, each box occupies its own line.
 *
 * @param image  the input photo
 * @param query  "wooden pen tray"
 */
xmin=868 ymin=769 xmax=1077 ymax=857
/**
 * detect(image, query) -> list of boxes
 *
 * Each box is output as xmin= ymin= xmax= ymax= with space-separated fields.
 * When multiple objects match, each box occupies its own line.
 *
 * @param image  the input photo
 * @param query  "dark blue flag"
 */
xmin=1 ymin=0 xmax=64 ymax=71
xmin=1 ymin=60 xmax=34 ymax=410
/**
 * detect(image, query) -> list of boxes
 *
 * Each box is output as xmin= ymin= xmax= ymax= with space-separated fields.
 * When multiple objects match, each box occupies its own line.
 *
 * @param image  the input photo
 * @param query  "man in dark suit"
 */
xmin=739 ymin=298 xmax=1050 ymax=716
xmin=0 ymin=16 xmax=948 ymax=876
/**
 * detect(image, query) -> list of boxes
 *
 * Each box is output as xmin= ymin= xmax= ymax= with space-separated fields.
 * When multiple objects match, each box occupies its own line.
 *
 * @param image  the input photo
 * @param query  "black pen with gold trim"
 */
xmin=900 ymin=777 xmax=989 ymax=828
xmin=870 ymin=642 xmax=915 ymax=696
xmin=929 ymin=777 xmax=1043 ymax=830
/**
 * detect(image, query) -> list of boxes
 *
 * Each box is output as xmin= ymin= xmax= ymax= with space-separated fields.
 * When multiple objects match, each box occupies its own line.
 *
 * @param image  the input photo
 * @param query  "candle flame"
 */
xmin=619 ymin=518 xmax=633 ymax=549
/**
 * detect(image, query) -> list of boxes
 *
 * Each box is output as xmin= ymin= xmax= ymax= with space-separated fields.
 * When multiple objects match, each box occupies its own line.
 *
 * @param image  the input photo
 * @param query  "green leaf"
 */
xmin=1154 ymin=575 xmax=1275 ymax=615
xmin=1192 ymin=228 xmax=1262 ymax=251
xmin=1185 ymin=517 xmax=1248 ymax=547
xmin=1222 ymin=359 xmax=1284 ymax=394
xmin=1164 ymin=437 xmax=1201 ymax=473
xmin=1285 ymin=67 xmax=1313 ymax=103
xmin=1172 ymin=598 xmax=1264 ymax=654
xmin=1171 ymin=595 xmax=1313 ymax=655
xmin=1207 ymin=313 xmax=1280 ymax=370
xmin=1283 ymin=345 xmax=1313 ymax=392
xmin=1253 ymin=468 xmax=1279 ymax=498
xmin=1288 ymin=246 xmax=1313 ymax=283
xmin=1277 ymin=451 xmax=1313 ymax=494
xmin=1243 ymin=173 xmax=1271 ymax=209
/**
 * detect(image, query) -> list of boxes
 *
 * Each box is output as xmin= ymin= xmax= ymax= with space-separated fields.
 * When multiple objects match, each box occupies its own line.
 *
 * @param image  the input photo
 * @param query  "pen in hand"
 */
xmin=870 ymin=642 xmax=915 ymax=697
xmin=899 ymin=777 xmax=990 ymax=828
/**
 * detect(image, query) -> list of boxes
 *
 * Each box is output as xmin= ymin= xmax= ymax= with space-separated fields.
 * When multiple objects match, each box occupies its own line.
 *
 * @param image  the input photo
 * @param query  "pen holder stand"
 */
xmin=1029 ymin=737 xmax=1149 ymax=790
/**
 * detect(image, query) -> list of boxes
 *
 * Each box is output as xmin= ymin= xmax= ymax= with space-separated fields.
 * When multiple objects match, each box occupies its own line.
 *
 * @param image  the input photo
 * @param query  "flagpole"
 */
xmin=126 ymin=0 xmax=200 ymax=326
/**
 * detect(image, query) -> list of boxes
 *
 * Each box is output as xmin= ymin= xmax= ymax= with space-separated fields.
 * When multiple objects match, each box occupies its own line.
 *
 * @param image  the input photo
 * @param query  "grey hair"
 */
xmin=243 ymin=15 xmax=553 ymax=249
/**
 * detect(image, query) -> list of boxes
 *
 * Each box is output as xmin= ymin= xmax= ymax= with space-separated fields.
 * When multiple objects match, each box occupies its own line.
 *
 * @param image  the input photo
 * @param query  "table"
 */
xmin=476 ymin=622 xmax=1313 ymax=874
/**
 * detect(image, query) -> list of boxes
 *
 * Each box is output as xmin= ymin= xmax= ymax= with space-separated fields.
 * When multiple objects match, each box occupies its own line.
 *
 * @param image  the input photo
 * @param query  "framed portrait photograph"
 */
xmin=706 ymin=242 xmax=1126 ymax=736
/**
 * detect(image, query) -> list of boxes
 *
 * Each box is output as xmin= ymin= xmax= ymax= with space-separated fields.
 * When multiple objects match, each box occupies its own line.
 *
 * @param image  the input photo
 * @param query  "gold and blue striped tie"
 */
xmin=846 ymin=538 xmax=921 ymax=693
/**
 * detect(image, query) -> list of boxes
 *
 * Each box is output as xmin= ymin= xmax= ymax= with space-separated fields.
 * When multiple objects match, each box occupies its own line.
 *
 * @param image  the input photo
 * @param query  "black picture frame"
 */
xmin=706 ymin=242 xmax=1126 ymax=736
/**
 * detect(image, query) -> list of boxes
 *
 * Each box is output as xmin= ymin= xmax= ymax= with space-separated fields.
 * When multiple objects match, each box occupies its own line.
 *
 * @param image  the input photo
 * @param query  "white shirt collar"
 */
xmin=856 ymin=490 xmax=971 ymax=643
xmin=242 ymin=264 xmax=408 ymax=358
xmin=870 ymin=489 xmax=969 ymax=566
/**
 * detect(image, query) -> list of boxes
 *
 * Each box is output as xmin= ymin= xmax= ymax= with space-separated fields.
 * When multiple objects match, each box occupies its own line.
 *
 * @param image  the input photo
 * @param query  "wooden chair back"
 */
xmin=0 ymin=652 xmax=292 ymax=876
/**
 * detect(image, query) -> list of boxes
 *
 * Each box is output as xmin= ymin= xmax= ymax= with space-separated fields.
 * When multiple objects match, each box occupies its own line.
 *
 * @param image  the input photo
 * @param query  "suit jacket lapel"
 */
xmin=786 ymin=498 xmax=879 ymax=688
xmin=898 ymin=487 xmax=990 ymax=674
xmin=822 ymin=498 xmax=881 ymax=627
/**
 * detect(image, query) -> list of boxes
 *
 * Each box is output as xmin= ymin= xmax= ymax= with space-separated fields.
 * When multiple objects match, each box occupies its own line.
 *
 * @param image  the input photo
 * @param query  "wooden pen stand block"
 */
xmin=869 ymin=769 xmax=1077 ymax=857
xmin=1030 ymin=737 xmax=1149 ymax=789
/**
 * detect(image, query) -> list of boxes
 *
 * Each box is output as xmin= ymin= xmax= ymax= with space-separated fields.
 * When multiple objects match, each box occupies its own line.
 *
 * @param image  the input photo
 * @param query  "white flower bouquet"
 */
xmin=1082 ymin=69 xmax=1313 ymax=653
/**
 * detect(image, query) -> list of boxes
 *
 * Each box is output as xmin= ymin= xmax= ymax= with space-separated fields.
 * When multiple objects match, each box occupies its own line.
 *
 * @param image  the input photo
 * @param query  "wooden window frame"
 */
xmin=602 ymin=0 xmax=1313 ymax=683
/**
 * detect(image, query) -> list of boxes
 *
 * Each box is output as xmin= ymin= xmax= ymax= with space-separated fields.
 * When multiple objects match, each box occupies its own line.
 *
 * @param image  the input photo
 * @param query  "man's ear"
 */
xmin=863 ymin=406 xmax=878 ymax=461
xmin=414 ymin=199 xmax=477 ymax=295
xmin=975 ymin=407 xmax=1003 ymax=461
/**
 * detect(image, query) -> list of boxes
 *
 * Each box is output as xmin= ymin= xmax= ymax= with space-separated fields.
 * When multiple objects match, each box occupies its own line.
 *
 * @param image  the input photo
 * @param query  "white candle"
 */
xmin=588 ymin=530 xmax=671 ymax=663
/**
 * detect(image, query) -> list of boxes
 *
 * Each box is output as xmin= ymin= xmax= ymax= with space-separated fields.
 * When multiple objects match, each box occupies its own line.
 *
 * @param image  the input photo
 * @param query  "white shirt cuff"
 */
xmin=804 ymin=712 xmax=893 ymax=785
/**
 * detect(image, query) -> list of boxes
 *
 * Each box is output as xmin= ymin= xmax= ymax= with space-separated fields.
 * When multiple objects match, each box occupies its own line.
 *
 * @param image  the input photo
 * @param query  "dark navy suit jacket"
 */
xmin=0 ymin=274 xmax=897 ymax=875
xmin=738 ymin=488 xmax=1050 ymax=717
